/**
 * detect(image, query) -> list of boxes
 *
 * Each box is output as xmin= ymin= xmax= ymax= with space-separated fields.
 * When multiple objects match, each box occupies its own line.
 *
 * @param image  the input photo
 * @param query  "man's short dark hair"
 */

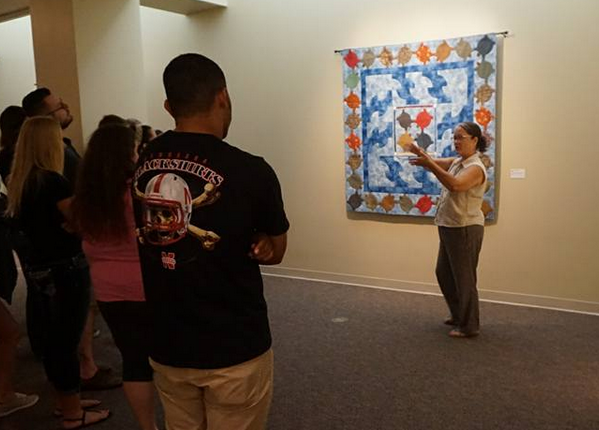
xmin=163 ymin=54 xmax=226 ymax=118
xmin=22 ymin=87 xmax=51 ymax=117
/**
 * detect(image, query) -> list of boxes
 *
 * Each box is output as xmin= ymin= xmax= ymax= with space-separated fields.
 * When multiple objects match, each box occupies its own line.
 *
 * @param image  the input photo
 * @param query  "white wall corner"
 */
xmin=140 ymin=0 xmax=226 ymax=15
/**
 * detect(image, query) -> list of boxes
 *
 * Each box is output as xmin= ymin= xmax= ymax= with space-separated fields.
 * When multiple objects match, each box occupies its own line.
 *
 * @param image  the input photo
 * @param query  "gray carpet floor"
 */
xmin=2 ymin=275 xmax=599 ymax=430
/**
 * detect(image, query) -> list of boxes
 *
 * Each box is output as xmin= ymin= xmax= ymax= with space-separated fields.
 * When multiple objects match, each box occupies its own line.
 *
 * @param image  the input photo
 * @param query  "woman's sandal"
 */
xmin=448 ymin=328 xmax=479 ymax=338
xmin=61 ymin=409 xmax=110 ymax=429
xmin=53 ymin=399 xmax=102 ymax=417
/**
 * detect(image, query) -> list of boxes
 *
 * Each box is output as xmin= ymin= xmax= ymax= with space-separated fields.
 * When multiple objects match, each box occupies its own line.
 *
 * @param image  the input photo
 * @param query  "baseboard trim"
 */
xmin=261 ymin=266 xmax=599 ymax=316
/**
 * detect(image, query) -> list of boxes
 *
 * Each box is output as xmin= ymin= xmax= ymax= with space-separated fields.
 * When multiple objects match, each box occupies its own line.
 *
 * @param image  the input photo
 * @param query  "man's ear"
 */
xmin=42 ymin=96 xmax=52 ymax=116
xmin=216 ymin=88 xmax=229 ymax=108
xmin=164 ymin=99 xmax=173 ymax=117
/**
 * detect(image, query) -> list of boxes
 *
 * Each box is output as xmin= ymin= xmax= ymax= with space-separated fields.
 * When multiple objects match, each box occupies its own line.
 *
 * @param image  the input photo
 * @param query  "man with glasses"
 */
xmin=22 ymin=88 xmax=78 ymax=183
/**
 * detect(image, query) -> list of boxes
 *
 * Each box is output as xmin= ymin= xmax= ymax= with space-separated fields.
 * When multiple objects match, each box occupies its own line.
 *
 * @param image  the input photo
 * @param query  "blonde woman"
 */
xmin=6 ymin=116 xmax=110 ymax=429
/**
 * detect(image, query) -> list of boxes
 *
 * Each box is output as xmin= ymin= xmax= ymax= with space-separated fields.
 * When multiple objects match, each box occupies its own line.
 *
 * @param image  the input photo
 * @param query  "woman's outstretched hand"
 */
xmin=408 ymin=143 xmax=433 ymax=168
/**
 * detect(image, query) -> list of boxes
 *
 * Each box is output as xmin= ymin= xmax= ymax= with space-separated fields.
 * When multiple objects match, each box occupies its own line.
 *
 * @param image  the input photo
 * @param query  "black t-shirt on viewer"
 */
xmin=8 ymin=139 xmax=81 ymax=266
xmin=132 ymin=131 xmax=289 ymax=369
xmin=18 ymin=170 xmax=82 ymax=265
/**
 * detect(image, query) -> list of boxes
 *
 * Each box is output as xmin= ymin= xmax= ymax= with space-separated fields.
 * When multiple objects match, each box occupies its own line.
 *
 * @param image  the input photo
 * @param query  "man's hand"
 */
xmin=249 ymin=232 xmax=287 ymax=265
xmin=249 ymin=233 xmax=274 ymax=262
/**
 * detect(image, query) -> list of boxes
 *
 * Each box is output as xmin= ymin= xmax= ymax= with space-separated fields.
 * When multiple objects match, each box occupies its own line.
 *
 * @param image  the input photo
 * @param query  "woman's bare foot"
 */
xmin=448 ymin=328 xmax=479 ymax=338
xmin=62 ymin=408 xmax=110 ymax=429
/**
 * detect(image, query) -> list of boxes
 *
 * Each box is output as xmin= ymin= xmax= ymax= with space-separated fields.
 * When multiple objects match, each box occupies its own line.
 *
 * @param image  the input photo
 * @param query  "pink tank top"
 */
xmin=82 ymin=192 xmax=145 ymax=302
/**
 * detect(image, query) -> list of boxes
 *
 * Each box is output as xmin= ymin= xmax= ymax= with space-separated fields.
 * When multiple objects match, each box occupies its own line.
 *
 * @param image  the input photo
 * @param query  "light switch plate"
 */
xmin=510 ymin=168 xmax=526 ymax=179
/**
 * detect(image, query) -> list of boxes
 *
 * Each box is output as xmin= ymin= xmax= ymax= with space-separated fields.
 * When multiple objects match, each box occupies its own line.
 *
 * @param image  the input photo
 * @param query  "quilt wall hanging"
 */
xmin=341 ymin=33 xmax=498 ymax=218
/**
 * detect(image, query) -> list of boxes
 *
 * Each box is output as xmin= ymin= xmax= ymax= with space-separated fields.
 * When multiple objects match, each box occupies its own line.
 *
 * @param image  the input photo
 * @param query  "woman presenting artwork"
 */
xmin=409 ymin=122 xmax=488 ymax=338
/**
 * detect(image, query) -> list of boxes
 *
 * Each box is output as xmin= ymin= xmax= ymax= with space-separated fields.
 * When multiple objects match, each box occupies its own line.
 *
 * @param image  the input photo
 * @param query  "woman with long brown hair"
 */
xmin=5 ymin=116 xmax=110 ymax=429
xmin=71 ymin=124 xmax=157 ymax=430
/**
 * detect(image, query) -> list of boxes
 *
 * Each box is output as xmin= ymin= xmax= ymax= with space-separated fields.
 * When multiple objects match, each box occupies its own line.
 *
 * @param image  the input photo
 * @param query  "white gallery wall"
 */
xmin=0 ymin=16 xmax=36 ymax=108
xmin=140 ymin=0 xmax=599 ymax=309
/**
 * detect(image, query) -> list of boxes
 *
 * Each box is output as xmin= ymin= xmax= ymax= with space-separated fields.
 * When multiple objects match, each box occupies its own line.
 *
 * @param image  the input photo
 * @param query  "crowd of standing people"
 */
xmin=0 ymin=53 xmax=289 ymax=430
xmin=0 ymin=52 xmax=487 ymax=430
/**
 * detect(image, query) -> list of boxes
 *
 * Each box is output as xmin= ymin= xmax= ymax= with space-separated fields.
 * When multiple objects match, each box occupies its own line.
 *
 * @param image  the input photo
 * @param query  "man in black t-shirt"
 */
xmin=133 ymin=54 xmax=289 ymax=430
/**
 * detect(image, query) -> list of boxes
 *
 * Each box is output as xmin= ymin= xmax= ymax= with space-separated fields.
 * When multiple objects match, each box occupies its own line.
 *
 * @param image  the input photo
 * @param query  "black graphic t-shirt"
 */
xmin=132 ymin=131 xmax=289 ymax=369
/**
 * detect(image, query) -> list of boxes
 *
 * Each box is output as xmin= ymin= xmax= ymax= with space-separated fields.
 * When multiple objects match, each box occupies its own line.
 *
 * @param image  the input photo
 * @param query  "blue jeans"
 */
xmin=26 ymin=253 xmax=91 ymax=394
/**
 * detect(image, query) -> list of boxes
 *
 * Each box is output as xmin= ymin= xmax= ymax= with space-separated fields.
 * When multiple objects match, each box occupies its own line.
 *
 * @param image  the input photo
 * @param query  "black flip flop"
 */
xmin=60 ymin=409 xmax=110 ymax=429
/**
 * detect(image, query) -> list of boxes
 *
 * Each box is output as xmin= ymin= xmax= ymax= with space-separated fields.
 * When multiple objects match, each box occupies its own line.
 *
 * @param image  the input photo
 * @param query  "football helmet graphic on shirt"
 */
xmin=142 ymin=173 xmax=192 ymax=245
